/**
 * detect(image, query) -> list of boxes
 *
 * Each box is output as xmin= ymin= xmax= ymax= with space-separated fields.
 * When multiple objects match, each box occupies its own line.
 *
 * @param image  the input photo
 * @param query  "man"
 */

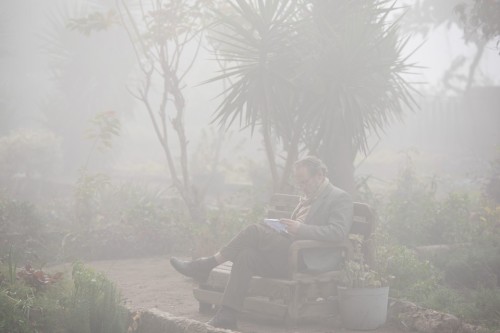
xmin=170 ymin=156 xmax=353 ymax=329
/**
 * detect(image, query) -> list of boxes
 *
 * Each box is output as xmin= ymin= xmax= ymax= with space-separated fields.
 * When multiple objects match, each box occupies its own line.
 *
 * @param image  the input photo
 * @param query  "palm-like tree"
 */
xmin=209 ymin=0 xmax=417 ymax=193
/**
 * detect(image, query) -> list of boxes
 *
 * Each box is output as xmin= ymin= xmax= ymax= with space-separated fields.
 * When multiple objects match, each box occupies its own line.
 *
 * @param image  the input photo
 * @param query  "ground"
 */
xmin=78 ymin=256 xmax=408 ymax=333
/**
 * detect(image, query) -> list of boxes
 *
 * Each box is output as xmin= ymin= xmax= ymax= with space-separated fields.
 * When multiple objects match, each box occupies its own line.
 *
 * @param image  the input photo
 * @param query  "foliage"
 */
xmin=455 ymin=0 xmax=500 ymax=47
xmin=85 ymin=111 xmax=121 ymax=153
xmin=379 ymin=243 xmax=440 ymax=302
xmin=208 ymin=0 xmax=417 ymax=192
xmin=74 ymin=172 xmax=111 ymax=231
xmin=0 ymin=281 xmax=38 ymax=333
xmin=341 ymin=259 xmax=390 ymax=288
xmin=371 ymin=161 xmax=500 ymax=329
xmin=0 ymin=197 xmax=56 ymax=265
xmin=381 ymin=160 xmax=482 ymax=246
xmin=64 ymin=262 xmax=128 ymax=333
xmin=16 ymin=264 xmax=64 ymax=292
xmin=67 ymin=9 xmax=119 ymax=36
xmin=40 ymin=1 xmax=132 ymax=176
xmin=0 ymin=128 xmax=62 ymax=179
xmin=0 ymin=197 xmax=43 ymax=237
xmin=0 ymin=249 xmax=65 ymax=333
xmin=110 ymin=0 xmax=213 ymax=224
xmin=401 ymin=0 xmax=495 ymax=94
xmin=0 ymin=256 xmax=127 ymax=333
xmin=422 ymin=286 xmax=500 ymax=329
xmin=340 ymin=239 xmax=392 ymax=288
xmin=484 ymin=148 xmax=500 ymax=204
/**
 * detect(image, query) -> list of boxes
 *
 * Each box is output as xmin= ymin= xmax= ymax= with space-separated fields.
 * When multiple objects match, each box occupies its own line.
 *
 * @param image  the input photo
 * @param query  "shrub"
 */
xmin=0 ymin=257 xmax=128 ymax=333
xmin=0 ymin=128 xmax=62 ymax=179
xmin=62 ymin=262 xmax=128 ymax=333
xmin=381 ymin=162 xmax=482 ymax=246
xmin=377 ymin=243 xmax=440 ymax=302
xmin=422 ymin=286 xmax=500 ymax=330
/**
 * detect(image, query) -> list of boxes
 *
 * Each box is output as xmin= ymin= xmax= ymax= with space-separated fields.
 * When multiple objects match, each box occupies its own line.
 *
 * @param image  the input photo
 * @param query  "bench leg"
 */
xmin=199 ymin=301 xmax=214 ymax=314
xmin=285 ymin=286 xmax=299 ymax=328
xmin=285 ymin=314 xmax=298 ymax=328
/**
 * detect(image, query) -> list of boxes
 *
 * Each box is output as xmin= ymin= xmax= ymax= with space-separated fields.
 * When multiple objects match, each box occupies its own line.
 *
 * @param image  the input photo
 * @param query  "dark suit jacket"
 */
xmin=295 ymin=182 xmax=353 ymax=272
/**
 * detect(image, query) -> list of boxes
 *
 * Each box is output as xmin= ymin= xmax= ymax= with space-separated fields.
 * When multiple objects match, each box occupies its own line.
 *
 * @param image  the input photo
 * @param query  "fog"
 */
xmin=0 ymin=3 xmax=497 ymax=190
xmin=0 ymin=1 xmax=498 ymax=188
xmin=1 ymin=1 xmax=500 ymax=331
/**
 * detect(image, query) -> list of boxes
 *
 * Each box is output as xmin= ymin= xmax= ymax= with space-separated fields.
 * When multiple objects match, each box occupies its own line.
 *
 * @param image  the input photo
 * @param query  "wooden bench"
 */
xmin=193 ymin=194 xmax=375 ymax=325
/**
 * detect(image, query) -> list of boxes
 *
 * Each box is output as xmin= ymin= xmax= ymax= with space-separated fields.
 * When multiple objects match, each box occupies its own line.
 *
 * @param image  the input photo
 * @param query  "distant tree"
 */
xmin=43 ymin=1 xmax=134 ymax=175
xmin=69 ymin=0 xmax=228 ymax=225
xmin=402 ymin=0 xmax=500 ymax=93
xmin=455 ymin=0 xmax=500 ymax=48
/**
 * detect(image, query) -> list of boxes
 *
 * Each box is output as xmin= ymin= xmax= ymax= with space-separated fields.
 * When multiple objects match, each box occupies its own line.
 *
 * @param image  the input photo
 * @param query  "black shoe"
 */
xmin=207 ymin=306 xmax=238 ymax=330
xmin=169 ymin=257 xmax=216 ymax=282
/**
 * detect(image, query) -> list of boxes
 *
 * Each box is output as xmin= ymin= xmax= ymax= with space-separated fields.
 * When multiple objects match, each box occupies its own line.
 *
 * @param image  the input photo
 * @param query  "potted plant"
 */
xmin=337 ymin=245 xmax=392 ymax=330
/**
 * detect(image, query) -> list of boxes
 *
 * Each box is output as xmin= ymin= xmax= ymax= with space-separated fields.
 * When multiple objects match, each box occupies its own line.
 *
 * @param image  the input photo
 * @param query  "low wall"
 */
xmin=388 ymin=299 xmax=498 ymax=333
xmin=126 ymin=300 xmax=499 ymax=333
xmin=128 ymin=308 xmax=237 ymax=333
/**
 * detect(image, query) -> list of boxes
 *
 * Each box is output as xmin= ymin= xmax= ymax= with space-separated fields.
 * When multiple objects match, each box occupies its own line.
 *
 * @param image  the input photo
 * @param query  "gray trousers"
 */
xmin=218 ymin=222 xmax=293 ymax=311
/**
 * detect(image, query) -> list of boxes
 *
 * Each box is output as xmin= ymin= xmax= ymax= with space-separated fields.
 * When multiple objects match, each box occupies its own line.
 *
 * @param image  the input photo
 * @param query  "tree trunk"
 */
xmin=319 ymin=127 xmax=355 ymax=195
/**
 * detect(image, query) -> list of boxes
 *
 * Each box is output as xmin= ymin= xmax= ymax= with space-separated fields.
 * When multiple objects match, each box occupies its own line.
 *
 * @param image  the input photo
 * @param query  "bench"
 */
xmin=193 ymin=194 xmax=375 ymax=325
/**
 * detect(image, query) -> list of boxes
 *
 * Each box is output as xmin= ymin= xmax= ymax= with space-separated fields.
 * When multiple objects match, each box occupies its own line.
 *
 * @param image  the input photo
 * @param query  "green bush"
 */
xmin=371 ymin=161 xmax=500 ymax=330
xmin=0 ymin=197 xmax=57 ymax=264
xmin=422 ymin=286 xmax=500 ymax=329
xmin=0 ymin=258 xmax=128 ymax=333
xmin=63 ymin=262 xmax=128 ymax=333
xmin=377 ymin=243 xmax=440 ymax=302
xmin=0 ymin=128 xmax=62 ymax=179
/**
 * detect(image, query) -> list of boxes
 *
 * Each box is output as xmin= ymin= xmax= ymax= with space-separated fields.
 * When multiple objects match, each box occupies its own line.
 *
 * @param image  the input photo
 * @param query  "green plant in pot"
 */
xmin=337 ymin=243 xmax=391 ymax=330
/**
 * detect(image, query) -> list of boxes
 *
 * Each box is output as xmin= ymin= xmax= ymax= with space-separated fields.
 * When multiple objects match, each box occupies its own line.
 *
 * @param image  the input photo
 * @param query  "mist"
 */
xmin=1 ymin=1 xmax=499 ymax=332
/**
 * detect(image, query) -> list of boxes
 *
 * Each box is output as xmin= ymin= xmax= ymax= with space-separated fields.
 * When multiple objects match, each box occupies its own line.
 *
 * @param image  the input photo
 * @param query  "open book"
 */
xmin=263 ymin=218 xmax=288 ymax=234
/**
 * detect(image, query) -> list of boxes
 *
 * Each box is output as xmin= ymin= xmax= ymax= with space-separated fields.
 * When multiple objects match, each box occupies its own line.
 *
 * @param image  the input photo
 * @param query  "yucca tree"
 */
xmin=209 ymin=0 xmax=416 ymax=193
xmin=207 ymin=0 xmax=307 ymax=191
xmin=304 ymin=0 xmax=417 ymax=193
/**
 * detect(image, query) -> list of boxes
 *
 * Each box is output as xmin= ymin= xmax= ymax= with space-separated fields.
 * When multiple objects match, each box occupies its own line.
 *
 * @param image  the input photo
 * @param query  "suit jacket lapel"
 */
xmin=304 ymin=183 xmax=333 ymax=225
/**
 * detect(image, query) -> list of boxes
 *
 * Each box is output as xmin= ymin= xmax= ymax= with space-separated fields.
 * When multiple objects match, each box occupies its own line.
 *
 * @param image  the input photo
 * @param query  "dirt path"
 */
xmin=81 ymin=256 xmax=406 ymax=333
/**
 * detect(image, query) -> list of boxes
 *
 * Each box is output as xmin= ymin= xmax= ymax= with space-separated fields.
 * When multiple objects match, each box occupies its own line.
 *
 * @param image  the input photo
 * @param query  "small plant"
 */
xmin=7 ymin=246 xmax=17 ymax=285
xmin=341 ymin=259 xmax=390 ymax=289
xmin=65 ymin=262 xmax=128 ymax=333
xmin=340 ymin=240 xmax=392 ymax=289
xmin=16 ymin=264 xmax=63 ymax=291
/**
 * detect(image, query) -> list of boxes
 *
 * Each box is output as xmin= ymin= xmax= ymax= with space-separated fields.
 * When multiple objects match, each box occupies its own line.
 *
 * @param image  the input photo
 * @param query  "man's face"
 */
xmin=293 ymin=165 xmax=324 ymax=196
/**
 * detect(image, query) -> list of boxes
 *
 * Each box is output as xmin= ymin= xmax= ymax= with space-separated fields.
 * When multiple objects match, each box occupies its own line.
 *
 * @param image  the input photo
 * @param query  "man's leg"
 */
xmin=218 ymin=223 xmax=283 ymax=261
xmin=170 ymin=222 xmax=285 ymax=281
xmin=209 ymin=231 xmax=292 ymax=329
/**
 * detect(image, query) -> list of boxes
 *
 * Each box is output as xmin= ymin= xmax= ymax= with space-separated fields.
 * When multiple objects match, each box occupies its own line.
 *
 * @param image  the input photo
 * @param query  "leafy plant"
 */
xmin=0 ymin=128 xmax=62 ymax=179
xmin=341 ymin=259 xmax=390 ymax=288
xmin=66 ymin=262 xmax=128 ymax=333
xmin=0 ymin=258 xmax=127 ymax=333
xmin=340 ymin=239 xmax=392 ymax=288
xmin=16 ymin=264 xmax=64 ymax=292
xmin=381 ymin=244 xmax=440 ymax=302
xmin=7 ymin=246 xmax=17 ymax=285
xmin=208 ymin=0 xmax=417 ymax=192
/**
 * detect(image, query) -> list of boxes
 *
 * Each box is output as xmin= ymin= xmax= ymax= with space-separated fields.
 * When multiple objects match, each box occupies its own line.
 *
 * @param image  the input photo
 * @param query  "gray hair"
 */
xmin=294 ymin=156 xmax=328 ymax=176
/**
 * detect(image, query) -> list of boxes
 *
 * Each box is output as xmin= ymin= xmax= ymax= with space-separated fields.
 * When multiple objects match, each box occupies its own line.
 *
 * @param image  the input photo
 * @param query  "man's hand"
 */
xmin=280 ymin=219 xmax=301 ymax=236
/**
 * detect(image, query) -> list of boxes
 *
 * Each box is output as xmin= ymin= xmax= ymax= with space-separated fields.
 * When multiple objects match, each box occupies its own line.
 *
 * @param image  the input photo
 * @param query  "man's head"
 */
xmin=293 ymin=156 xmax=328 ymax=196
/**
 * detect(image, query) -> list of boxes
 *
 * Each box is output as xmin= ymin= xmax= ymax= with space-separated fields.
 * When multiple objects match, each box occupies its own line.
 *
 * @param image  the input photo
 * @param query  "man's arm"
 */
xmin=294 ymin=193 xmax=353 ymax=242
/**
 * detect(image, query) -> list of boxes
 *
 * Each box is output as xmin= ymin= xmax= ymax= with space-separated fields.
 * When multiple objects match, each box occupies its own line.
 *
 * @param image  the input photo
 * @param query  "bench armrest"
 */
xmin=287 ymin=239 xmax=353 ymax=277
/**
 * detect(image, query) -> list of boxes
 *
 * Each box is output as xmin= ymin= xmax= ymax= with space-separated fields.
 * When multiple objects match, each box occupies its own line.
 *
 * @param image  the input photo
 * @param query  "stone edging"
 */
xmin=388 ymin=298 xmax=499 ymax=333
xmin=125 ymin=300 xmax=498 ymax=333
xmin=127 ymin=308 xmax=239 ymax=333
